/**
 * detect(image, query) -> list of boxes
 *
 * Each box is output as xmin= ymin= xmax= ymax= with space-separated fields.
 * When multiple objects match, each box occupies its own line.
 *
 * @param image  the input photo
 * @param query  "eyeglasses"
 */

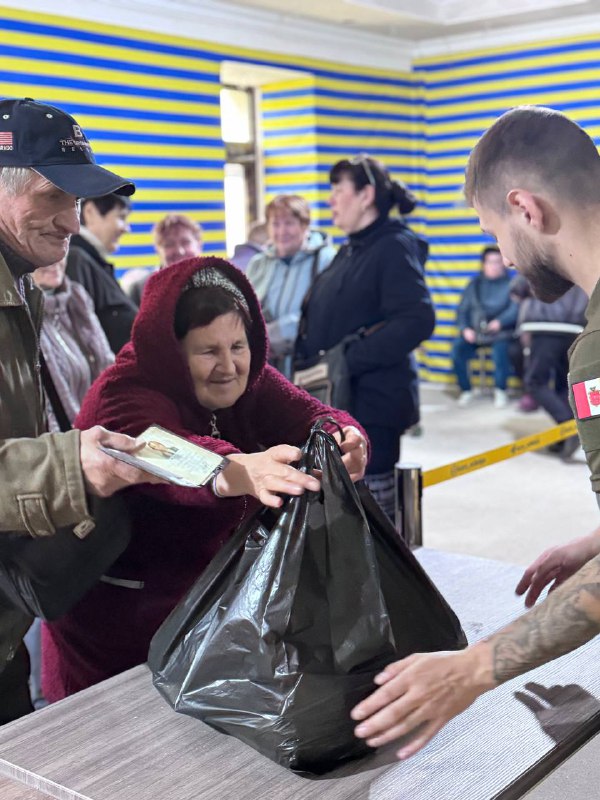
xmin=350 ymin=153 xmax=376 ymax=188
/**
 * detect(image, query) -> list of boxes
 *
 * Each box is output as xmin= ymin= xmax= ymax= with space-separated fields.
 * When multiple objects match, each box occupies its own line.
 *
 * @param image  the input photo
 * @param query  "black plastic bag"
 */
xmin=149 ymin=420 xmax=467 ymax=773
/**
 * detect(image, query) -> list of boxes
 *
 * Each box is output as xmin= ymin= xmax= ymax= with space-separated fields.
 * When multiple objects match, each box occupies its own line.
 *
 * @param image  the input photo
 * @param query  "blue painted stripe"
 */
xmin=426 ymin=254 xmax=481 ymax=261
xmin=85 ymin=129 xmax=221 ymax=146
xmin=0 ymin=42 xmax=222 ymax=85
xmin=51 ymin=100 xmax=219 ymax=126
xmin=0 ymin=16 xmax=413 ymax=89
xmin=264 ymin=106 xmax=415 ymax=123
xmin=266 ymin=144 xmax=422 ymax=158
xmin=132 ymin=221 xmax=225 ymax=233
xmin=131 ymin=201 xmax=225 ymax=211
xmin=1 ymin=69 xmax=217 ymax=105
xmin=120 ymin=240 xmax=226 ymax=255
xmin=264 ymin=124 xmax=418 ymax=139
xmin=264 ymin=86 xmax=417 ymax=103
xmin=418 ymin=38 xmax=600 ymax=73
xmin=129 ymin=179 xmax=224 ymax=190
xmin=97 ymin=155 xmax=224 ymax=168
xmin=427 ymin=235 xmax=496 ymax=245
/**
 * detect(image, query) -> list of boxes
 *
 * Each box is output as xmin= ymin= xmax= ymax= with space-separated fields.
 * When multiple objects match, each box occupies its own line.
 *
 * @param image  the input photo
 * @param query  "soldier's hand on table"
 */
xmin=334 ymin=426 xmax=368 ymax=482
xmin=515 ymin=530 xmax=600 ymax=608
xmin=80 ymin=426 xmax=168 ymax=497
xmin=351 ymin=644 xmax=495 ymax=759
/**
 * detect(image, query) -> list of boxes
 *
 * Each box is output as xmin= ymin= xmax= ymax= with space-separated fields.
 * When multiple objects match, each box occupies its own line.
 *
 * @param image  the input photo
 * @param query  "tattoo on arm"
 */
xmin=490 ymin=555 xmax=600 ymax=684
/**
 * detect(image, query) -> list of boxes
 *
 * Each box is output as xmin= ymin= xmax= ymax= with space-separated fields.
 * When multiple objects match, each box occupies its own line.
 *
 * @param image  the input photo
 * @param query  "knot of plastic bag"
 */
xmin=298 ymin=417 xmax=344 ymax=474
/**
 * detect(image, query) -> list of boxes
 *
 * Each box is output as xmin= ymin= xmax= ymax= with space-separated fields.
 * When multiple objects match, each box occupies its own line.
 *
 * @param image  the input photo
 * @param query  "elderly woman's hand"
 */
xmin=334 ymin=426 xmax=368 ymax=482
xmin=214 ymin=445 xmax=320 ymax=508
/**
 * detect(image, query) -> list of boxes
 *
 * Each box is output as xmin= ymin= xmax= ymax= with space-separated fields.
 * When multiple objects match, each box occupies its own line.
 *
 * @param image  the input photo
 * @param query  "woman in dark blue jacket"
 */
xmin=295 ymin=155 xmax=435 ymax=517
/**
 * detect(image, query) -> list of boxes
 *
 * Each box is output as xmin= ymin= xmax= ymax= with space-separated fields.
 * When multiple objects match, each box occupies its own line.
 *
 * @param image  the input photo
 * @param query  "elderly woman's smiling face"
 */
xmin=180 ymin=312 xmax=251 ymax=411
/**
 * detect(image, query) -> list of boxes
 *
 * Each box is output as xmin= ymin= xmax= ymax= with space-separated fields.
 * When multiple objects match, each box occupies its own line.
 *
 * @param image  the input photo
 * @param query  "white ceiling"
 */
xmin=207 ymin=0 xmax=599 ymax=40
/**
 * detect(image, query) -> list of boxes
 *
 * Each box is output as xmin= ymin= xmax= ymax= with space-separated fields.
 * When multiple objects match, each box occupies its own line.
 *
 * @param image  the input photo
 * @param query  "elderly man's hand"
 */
xmin=334 ymin=426 xmax=368 ymax=482
xmin=80 ymin=426 xmax=168 ymax=497
xmin=351 ymin=644 xmax=494 ymax=759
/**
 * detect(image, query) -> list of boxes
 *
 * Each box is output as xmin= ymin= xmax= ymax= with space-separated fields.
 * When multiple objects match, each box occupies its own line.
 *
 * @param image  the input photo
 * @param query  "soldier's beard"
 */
xmin=513 ymin=232 xmax=573 ymax=302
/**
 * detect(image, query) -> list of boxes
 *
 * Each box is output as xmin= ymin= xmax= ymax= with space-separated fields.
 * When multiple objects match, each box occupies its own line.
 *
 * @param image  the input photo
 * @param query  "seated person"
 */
xmin=126 ymin=214 xmax=204 ymax=306
xmin=41 ymin=256 xmax=368 ymax=701
xmin=246 ymin=195 xmax=336 ymax=378
xmin=33 ymin=257 xmax=114 ymax=430
xmin=452 ymin=246 xmax=517 ymax=408
xmin=66 ymin=193 xmax=137 ymax=354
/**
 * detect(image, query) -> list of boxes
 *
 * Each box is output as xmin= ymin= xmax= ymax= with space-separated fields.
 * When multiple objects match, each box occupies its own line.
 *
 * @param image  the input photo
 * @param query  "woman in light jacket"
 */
xmin=246 ymin=194 xmax=336 ymax=378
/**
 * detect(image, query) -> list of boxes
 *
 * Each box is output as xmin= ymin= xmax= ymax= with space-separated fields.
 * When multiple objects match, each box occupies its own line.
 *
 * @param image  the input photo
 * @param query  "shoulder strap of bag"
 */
xmin=40 ymin=353 xmax=72 ymax=433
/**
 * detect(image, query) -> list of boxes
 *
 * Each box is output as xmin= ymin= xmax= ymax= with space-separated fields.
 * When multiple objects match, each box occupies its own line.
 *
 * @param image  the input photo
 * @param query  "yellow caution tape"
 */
xmin=423 ymin=419 xmax=578 ymax=488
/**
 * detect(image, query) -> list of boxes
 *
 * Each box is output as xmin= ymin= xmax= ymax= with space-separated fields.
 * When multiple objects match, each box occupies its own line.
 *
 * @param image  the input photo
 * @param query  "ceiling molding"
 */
xmin=3 ymin=0 xmax=413 ymax=72
xmin=1 ymin=0 xmax=597 ymax=72
xmin=414 ymin=10 xmax=600 ymax=57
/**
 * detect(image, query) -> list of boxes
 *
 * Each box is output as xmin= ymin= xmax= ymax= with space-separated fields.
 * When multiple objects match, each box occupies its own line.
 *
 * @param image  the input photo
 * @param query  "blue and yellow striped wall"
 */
xmin=261 ymin=72 xmax=423 ymax=243
xmin=0 ymin=5 xmax=598 ymax=383
xmin=0 ymin=6 xmax=413 ymax=278
xmin=414 ymin=34 xmax=600 ymax=382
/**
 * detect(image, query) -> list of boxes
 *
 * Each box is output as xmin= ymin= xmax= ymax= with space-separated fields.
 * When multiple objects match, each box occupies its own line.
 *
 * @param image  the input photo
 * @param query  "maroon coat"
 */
xmin=42 ymin=256 xmax=364 ymax=701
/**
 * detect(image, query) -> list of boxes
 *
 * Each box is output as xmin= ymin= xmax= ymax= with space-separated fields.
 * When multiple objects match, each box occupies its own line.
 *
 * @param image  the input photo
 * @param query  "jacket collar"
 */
xmin=0 ymin=249 xmax=26 ymax=309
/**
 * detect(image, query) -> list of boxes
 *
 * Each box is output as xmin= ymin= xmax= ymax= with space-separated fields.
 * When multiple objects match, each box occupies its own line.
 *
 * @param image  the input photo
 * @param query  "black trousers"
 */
xmin=525 ymin=333 xmax=577 ymax=424
xmin=0 ymin=643 xmax=34 ymax=725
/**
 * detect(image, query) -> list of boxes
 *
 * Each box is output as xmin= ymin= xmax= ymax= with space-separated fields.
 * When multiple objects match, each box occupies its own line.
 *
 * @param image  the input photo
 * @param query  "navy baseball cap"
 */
xmin=0 ymin=97 xmax=135 ymax=197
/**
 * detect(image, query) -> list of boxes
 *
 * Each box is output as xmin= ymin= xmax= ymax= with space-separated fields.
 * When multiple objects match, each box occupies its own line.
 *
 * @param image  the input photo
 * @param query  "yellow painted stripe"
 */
xmin=423 ymin=421 xmax=578 ymax=488
xmin=129 ymin=211 xmax=224 ymax=224
xmin=92 ymin=142 xmax=224 ymax=159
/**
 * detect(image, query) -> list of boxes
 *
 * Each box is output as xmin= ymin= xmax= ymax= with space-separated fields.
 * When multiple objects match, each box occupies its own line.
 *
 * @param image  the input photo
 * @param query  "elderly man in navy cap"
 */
xmin=0 ymin=97 xmax=165 ymax=722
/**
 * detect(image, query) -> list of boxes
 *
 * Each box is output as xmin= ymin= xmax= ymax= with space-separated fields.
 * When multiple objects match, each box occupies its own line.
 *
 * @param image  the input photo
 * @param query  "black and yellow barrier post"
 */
xmin=395 ymin=419 xmax=578 ymax=547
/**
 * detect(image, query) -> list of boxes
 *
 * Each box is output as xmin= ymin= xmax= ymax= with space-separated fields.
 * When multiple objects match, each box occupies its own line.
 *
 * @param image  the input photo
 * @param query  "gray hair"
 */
xmin=0 ymin=167 xmax=35 ymax=195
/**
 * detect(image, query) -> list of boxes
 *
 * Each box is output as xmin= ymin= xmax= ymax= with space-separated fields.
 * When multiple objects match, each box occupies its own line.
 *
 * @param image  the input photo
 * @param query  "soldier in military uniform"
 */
xmin=349 ymin=105 xmax=600 ymax=760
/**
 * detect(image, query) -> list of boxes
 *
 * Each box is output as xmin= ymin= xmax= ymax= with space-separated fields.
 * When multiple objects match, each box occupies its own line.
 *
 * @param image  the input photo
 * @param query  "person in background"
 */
xmin=230 ymin=220 xmax=269 ymax=272
xmin=33 ymin=257 xmax=114 ymax=431
xmin=294 ymin=155 xmax=434 ymax=519
xmin=452 ymin=246 xmax=518 ymax=408
xmin=66 ymin=193 xmax=137 ymax=354
xmin=41 ymin=256 xmax=368 ymax=700
xmin=511 ymin=274 xmax=587 ymax=459
xmin=246 ymin=195 xmax=336 ymax=378
xmin=126 ymin=213 xmax=204 ymax=307
xmin=350 ymin=105 xmax=600 ymax=762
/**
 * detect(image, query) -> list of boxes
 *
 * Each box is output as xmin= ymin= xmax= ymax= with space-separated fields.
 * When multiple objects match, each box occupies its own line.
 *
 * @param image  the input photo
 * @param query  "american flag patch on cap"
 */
xmin=0 ymin=132 xmax=13 ymax=148
xmin=572 ymin=378 xmax=600 ymax=420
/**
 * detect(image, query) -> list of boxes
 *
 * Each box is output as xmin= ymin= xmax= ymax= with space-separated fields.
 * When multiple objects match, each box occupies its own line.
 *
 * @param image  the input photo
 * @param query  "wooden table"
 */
xmin=0 ymin=775 xmax=53 ymax=799
xmin=1 ymin=549 xmax=599 ymax=800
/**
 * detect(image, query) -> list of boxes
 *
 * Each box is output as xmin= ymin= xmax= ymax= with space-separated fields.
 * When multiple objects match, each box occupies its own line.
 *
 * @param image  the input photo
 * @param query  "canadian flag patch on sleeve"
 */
xmin=572 ymin=379 xmax=600 ymax=419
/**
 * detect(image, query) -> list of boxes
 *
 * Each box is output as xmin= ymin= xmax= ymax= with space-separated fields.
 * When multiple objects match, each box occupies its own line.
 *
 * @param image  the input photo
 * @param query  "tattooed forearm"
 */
xmin=489 ymin=554 xmax=600 ymax=684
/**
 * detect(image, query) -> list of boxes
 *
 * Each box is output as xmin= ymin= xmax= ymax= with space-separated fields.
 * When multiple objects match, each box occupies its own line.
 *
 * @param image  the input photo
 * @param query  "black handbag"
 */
xmin=292 ymin=333 xmax=358 ymax=410
xmin=0 ymin=495 xmax=131 ymax=620
xmin=149 ymin=419 xmax=467 ymax=773
xmin=0 ymin=357 xmax=131 ymax=620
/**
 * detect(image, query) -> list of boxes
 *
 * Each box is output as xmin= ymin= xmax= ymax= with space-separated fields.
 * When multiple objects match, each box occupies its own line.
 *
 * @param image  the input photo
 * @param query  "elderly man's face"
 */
xmin=0 ymin=173 xmax=80 ymax=267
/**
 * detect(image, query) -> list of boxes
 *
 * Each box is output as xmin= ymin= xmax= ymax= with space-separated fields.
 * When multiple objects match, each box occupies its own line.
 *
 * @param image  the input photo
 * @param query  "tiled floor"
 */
xmin=402 ymin=383 xmax=599 ymax=567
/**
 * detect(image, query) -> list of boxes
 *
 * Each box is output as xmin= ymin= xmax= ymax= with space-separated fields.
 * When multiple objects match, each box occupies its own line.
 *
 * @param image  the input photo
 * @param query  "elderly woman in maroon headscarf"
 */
xmin=42 ymin=256 xmax=368 ymax=700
